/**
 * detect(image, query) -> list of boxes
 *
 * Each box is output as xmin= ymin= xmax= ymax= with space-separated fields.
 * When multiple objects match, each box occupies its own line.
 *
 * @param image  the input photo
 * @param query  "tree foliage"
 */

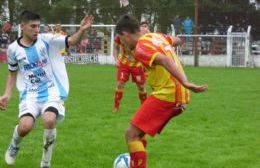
xmin=2 ymin=0 xmax=259 ymax=35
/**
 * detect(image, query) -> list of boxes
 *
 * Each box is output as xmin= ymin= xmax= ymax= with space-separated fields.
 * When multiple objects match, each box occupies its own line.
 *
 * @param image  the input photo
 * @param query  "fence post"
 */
xmin=226 ymin=26 xmax=233 ymax=67
xmin=245 ymin=26 xmax=252 ymax=67
xmin=194 ymin=0 xmax=199 ymax=67
xmin=110 ymin=26 xmax=115 ymax=64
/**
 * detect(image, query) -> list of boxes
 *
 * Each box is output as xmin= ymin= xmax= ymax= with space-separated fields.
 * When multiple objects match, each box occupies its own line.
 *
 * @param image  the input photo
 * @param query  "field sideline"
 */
xmin=0 ymin=63 xmax=259 ymax=168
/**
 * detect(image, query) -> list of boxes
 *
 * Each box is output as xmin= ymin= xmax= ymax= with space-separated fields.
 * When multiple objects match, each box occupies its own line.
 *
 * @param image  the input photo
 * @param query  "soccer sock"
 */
xmin=114 ymin=90 xmax=123 ymax=110
xmin=41 ymin=129 xmax=56 ymax=167
xmin=138 ymin=91 xmax=147 ymax=104
xmin=11 ymin=125 xmax=22 ymax=147
xmin=128 ymin=141 xmax=146 ymax=168
xmin=141 ymin=134 xmax=147 ymax=148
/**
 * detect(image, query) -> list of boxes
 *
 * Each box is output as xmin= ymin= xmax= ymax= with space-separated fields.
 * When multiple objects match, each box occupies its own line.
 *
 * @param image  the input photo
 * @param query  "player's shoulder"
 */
xmin=7 ymin=39 xmax=19 ymax=52
xmin=38 ymin=33 xmax=54 ymax=40
xmin=6 ymin=40 xmax=21 ymax=60
xmin=138 ymin=33 xmax=152 ymax=45
xmin=139 ymin=32 xmax=153 ymax=40
xmin=39 ymin=33 xmax=62 ymax=40
xmin=139 ymin=33 xmax=166 ymax=44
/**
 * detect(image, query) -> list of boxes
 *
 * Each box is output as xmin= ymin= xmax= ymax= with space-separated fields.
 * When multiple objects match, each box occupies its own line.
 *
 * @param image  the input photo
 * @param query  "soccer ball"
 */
xmin=113 ymin=153 xmax=130 ymax=168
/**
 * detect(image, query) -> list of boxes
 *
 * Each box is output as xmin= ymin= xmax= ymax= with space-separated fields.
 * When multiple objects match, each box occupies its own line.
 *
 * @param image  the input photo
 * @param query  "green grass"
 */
xmin=0 ymin=63 xmax=259 ymax=168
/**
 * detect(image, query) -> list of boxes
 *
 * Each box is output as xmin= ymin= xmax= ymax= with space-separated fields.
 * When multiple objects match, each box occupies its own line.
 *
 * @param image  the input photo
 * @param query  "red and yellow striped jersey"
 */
xmin=115 ymin=36 xmax=142 ymax=67
xmin=135 ymin=33 xmax=190 ymax=104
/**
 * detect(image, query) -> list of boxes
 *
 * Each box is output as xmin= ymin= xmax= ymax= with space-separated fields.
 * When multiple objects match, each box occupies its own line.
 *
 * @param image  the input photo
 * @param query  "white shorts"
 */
xmin=19 ymin=100 xmax=65 ymax=123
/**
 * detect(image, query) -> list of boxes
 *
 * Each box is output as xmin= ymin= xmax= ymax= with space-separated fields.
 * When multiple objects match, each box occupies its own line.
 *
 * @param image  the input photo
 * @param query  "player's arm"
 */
xmin=0 ymin=71 xmax=17 ymax=110
xmin=153 ymin=55 xmax=208 ymax=93
xmin=165 ymin=35 xmax=182 ymax=47
xmin=172 ymin=37 xmax=182 ymax=47
xmin=67 ymin=16 xmax=94 ymax=46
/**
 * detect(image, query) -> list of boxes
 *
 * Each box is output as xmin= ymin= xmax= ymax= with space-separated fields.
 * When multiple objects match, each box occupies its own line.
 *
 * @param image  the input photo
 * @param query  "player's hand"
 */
xmin=0 ymin=95 xmax=10 ymax=111
xmin=183 ymin=82 xmax=208 ymax=93
xmin=80 ymin=15 xmax=94 ymax=30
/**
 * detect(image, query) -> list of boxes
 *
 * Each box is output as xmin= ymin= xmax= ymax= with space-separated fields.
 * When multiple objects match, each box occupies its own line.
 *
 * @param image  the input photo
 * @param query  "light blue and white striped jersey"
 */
xmin=7 ymin=33 xmax=69 ymax=103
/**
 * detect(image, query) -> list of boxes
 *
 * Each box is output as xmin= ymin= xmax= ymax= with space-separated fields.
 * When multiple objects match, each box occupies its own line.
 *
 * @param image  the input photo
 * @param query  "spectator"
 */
xmin=78 ymin=38 xmax=88 ymax=53
xmin=182 ymin=17 xmax=193 ymax=35
xmin=0 ymin=30 xmax=3 ymax=46
xmin=213 ymin=28 xmax=220 ymax=35
xmin=54 ymin=24 xmax=66 ymax=35
xmin=1 ymin=31 xmax=9 ymax=48
xmin=43 ymin=24 xmax=52 ymax=33
xmin=0 ymin=30 xmax=7 ymax=63
xmin=171 ymin=15 xmax=181 ymax=35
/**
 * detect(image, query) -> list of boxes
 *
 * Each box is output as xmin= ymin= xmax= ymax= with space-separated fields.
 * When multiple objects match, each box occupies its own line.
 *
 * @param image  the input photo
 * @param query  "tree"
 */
xmin=4 ymin=0 xmax=258 ymax=38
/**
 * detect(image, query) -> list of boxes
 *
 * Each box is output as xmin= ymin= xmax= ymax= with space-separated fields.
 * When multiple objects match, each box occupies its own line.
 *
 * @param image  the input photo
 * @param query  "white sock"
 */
xmin=41 ymin=128 xmax=56 ymax=167
xmin=11 ymin=125 xmax=22 ymax=147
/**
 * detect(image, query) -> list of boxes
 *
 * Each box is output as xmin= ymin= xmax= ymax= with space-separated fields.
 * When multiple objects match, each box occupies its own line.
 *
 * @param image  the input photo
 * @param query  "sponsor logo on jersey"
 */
xmin=23 ymin=58 xmax=48 ymax=71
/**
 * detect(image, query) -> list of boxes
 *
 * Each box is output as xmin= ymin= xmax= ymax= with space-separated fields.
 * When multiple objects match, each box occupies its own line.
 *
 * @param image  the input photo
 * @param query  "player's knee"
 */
xmin=18 ymin=122 xmax=33 ymax=136
xmin=43 ymin=112 xmax=57 ymax=128
xmin=125 ymin=129 xmax=132 ymax=142
xmin=117 ymin=82 xmax=125 ymax=89
xmin=137 ymin=84 xmax=145 ymax=91
xmin=125 ymin=128 xmax=139 ymax=142
xmin=43 ymin=116 xmax=56 ymax=128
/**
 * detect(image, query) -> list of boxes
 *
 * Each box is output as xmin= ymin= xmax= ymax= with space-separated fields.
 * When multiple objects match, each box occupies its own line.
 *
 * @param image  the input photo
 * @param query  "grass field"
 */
xmin=0 ymin=63 xmax=259 ymax=168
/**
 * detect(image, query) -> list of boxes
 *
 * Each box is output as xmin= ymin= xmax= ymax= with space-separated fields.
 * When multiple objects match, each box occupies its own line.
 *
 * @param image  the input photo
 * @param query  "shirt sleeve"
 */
xmin=135 ymin=41 xmax=160 ymax=67
xmin=40 ymin=33 xmax=69 ymax=49
xmin=7 ymin=47 xmax=18 ymax=72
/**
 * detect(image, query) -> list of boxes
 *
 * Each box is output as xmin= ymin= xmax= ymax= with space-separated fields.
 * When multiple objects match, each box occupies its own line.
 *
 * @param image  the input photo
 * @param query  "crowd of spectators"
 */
xmin=0 ymin=29 xmax=10 ymax=63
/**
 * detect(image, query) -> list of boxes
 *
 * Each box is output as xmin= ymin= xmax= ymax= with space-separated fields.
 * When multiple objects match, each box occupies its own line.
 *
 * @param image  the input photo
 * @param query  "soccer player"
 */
xmin=113 ymin=23 xmax=149 ymax=113
xmin=140 ymin=21 xmax=183 ymax=56
xmin=115 ymin=14 xmax=208 ymax=168
xmin=0 ymin=10 xmax=93 ymax=168
xmin=54 ymin=24 xmax=66 ymax=35
xmin=139 ymin=21 xmax=150 ymax=34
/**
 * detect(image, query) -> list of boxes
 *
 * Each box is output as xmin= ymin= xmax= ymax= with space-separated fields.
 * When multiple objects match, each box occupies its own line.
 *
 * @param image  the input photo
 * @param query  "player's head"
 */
xmin=115 ymin=14 xmax=140 ymax=49
xmin=140 ymin=21 xmax=150 ymax=35
xmin=55 ymin=24 xmax=62 ymax=32
xmin=44 ymin=24 xmax=51 ymax=33
xmin=20 ymin=10 xmax=41 ymax=41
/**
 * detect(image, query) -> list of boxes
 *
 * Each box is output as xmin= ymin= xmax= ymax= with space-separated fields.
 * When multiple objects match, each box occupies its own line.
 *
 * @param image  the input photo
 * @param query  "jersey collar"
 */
xmin=17 ymin=36 xmax=37 ymax=48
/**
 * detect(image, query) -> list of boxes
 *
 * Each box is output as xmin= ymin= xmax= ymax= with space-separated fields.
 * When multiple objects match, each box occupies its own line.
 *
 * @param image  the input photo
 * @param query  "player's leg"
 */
xmin=41 ymin=110 xmax=56 ymax=168
xmin=140 ymin=134 xmax=147 ymax=148
xmin=5 ymin=101 xmax=38 ymax=165
xmin=114 ymin=81 xmax=125 ymax=112
xmin=127 ymin=96 xmax=185 ymax=168
xmin=125 ymin=124 xmax=146 ymax=168
xmin=125 ymin=96 xmax=158 ymax=168
xmin=133 ymin=69 xmax=148 ymax=148
xmin=131 ymin=66 xmax=147 ymax=104
xmin=113 ymin=63 xmax=130 ymax=112
xmin=40 ymin=101 xmax=65 ymax=168
xmin=136 ymin=84 xmax=147 ymax=104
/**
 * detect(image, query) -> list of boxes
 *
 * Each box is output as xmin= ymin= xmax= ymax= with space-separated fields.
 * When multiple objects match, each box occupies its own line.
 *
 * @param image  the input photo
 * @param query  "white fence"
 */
xmin=64 ymin=53 xmax=115 ymax=64
xmin=177 ymin=26 xmax=254 ymax=67
xmin=18 ymin=24 xmax=259 ymax=67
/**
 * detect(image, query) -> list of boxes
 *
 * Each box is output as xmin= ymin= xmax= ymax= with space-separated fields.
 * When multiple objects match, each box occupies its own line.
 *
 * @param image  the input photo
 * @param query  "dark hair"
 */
xmin=140 ymin=21 xmax=149 ymax=26
xmin=115 ymin=14 xmax=140 ymax=35
xmin=20 ymin=10 xmax=41 ymax=23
